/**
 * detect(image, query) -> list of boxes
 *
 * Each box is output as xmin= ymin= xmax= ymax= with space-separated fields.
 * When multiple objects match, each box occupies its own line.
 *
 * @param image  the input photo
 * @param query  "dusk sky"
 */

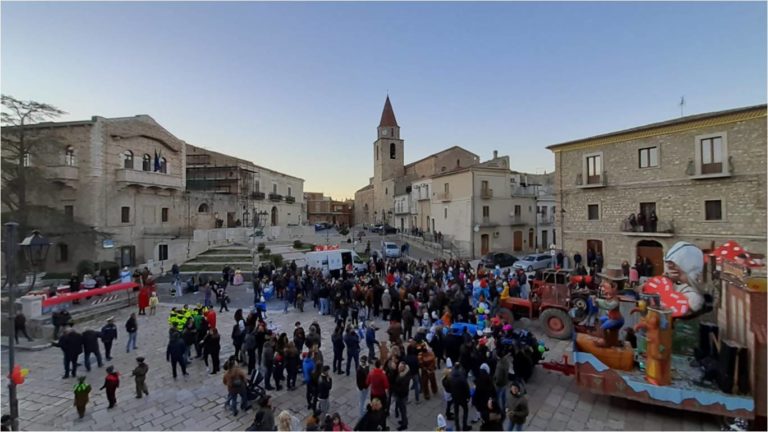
xmin=2 ymin=1 xmax=765 ymax=199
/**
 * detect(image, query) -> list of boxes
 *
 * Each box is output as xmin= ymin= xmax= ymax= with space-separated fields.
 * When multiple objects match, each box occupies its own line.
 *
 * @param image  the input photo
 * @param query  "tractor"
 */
xmin=499 ymin=268 xmax=598 ymax=339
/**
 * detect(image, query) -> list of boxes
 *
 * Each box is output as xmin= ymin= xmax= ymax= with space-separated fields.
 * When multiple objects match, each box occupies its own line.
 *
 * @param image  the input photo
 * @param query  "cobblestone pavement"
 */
xmin=4 ymin=281 xmax=720 ymax=431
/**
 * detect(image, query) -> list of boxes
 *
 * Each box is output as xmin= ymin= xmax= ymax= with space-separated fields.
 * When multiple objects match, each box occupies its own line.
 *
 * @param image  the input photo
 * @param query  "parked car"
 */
xmin=380 ymin=224 xmax=397 ymax=235
xmin=370 ymin=224 xmax=383 ymax=234
xmin=314 ymin=222 xmax=332 ymax=231
xmin=513 ymin=253 xmax=553 ymax=272
xmin=382 ymin=241 xmax=401 ymax=258
xmin=481 ymin=252 xmax=519 ymax=270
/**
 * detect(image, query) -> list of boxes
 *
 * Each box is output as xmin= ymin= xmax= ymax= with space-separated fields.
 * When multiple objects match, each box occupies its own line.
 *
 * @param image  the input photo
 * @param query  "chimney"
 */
xmin=493 ymin=150 xmax=498 ymax=159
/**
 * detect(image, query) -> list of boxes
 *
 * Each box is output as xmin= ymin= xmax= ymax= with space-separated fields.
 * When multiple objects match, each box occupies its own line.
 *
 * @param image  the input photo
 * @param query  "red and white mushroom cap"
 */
xmin=641 ymin=275 xmax=690 ymax=318
xmin=708 ymin=241 xmax=761 ymax=267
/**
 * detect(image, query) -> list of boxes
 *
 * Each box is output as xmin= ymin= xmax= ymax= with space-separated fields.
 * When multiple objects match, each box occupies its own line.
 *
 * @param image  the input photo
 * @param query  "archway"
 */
xmin=636 ymin=239 xmax=664 ymax=277
xmin=271 ymin=206 xmax=278 ymax=226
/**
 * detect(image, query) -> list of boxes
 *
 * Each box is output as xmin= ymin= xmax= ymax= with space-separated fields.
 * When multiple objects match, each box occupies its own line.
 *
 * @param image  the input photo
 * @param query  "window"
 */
xmin=482 ymin=206 xmax=490 ymax=218
xmin=198 ymin=203 xmax=209 ymax=213
xmin=586 ymin=155 xmax=602 ymax=184
xmin=444 ymin=183 xmax=449 ymax=194
xmin=390 ymin=128 xmax=394 ymax=136
xmin=56 ymin=244 xmax=69 ymax=262
xmin=64 ymin=205 xmax=74 ymax=222
xmin=272 ymin=184 xmax=277 ymax=194
xmin=444 ymin=208 xmax=448 ymax=219
xmin=456 ymin=159 xmax=461 ymax=167
xmin=158 ymin=244 xmax=168 ymax=261
xmin=390 ymin=143 xmax=396 ymax=159
xmin=639 ymin=147 xmax=659 ymax=168
xmin=700 ymin=136 xmax=723 ymax=174
xmin=588 ymin=204 xmax=600 ymax=220
xmin=481 ymin=180 xmax=489 ymax=191
xmin=514 ymin=205 xmax=521 ymax=216
xmin=376 ymin=145 xmax=378 ymax=161
xmin=425 ymin=185 xmax=429 ymax=197
xmin=22 ymin=152 xmax=30 ymax=167
xmin=123 ymin=151 xmax=134 ymax=169
xmin=288 ymin=187 xmax=292 ymax=197
xmin=705 ymin=200 xmax=722 ymax=221
xmin=142 ymin=154 xmax=151 ymax=171
xmin=159 ymin=157 xmax=167 ymax=174
xmin=385 ymin=188 xmax=388 ymax=195
xmin=121 ymin=206 xmax=130 ymax=223
xmin=64 ymin=146 xmax=76 ymax=166
xmin=161 ymin=207 xmax=169 ymax=222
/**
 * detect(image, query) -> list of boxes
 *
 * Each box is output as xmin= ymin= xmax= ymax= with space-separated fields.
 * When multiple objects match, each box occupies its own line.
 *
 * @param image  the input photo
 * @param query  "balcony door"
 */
xmin=513 ymin=231 xmax=523 ymax=251
xmin=481 ymin=234 xmax=490 ymax=255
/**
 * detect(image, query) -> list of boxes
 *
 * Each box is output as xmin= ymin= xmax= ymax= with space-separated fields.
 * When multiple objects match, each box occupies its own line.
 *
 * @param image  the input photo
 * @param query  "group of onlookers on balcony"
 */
xmin=622 ymin=210 xmax=659 ymax=233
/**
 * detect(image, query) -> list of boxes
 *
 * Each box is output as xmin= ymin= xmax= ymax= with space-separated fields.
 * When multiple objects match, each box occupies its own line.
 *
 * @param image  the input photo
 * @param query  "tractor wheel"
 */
xmin=541 ymin=308 xmax=573 ymax=340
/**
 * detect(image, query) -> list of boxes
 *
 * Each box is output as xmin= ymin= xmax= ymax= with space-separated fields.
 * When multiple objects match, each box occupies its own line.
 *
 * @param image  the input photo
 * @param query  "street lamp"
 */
xmin=4 ymin=225 xmax=51 ymax=431
xmin=19 ymin=230 xmax=52 ymax=285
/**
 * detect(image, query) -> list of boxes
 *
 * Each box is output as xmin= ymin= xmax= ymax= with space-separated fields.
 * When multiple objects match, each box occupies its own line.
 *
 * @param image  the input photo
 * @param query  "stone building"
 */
xmin=547 ymin=104 xmax=767 ymax=274
xmin=304 ymin=192 xmax=354 ymax=226
xmin=2 ymin=115 xmax=187 ymax=274
xmin=429 ymin=154 xmax=538 ymax=258
xmin=354 ymin=96 xmax=479 ymax=226
xmin=186 ymin=144 xmax=304 ymax=229
xmin=2 ymin=114 xmax=304 ymax=275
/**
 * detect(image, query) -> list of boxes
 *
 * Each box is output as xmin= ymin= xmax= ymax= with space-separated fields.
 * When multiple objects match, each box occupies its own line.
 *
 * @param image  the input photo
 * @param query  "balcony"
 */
xmin=251 ymin=192 xmax=265 ymax=200
xmin=575 ymin=172 xmax=607 ymax=189
xmin=481 ymin=188 xmax=493 ymax=199
xmin=116 ymin=169 xmax=183 ymax=190
xmin=509 ymin=214 xmax=526 ymax=226
xmin=511 ymin=185 xmax=536 ymax=196
xmin=143 ymin=226 xmax=193 ymax=238
xmin=538 ymin=215 xmax=555 ymax=226
xmin=417 ymin=194 xmax=430 ymax=201
xmin=620 ymin=219 xmax=675 ymax=237
xmin=395 ymin=207 xmax=410 ymax=216
xmin=437 ymin=192 xmax=451 ymax=202
xmin=268 ymin=193 xmax=283 ymax=202
xmin=480 ymin=217 xmax=498 ymax=228
xmin=45 ymin=165 xmax=79 ymax=184
xmin=686 ymin=157 xmax=734 ymax=180
xmin=285 ymin=196 xmax=296 ymax=204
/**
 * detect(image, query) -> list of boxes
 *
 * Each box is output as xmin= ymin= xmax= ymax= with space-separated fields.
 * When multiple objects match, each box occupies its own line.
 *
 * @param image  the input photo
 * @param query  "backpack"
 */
xmin=231 ymin=377 xmax=243 ymax=389
xmin=232 ymin=324 xmax=242 ymax=340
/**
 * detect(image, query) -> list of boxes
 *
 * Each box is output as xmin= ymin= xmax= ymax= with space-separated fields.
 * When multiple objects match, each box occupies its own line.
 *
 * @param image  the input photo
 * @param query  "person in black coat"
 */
xmin=54 ymin=327 xmax=83 ymax=379
xmin=82 ymin=329 xmax=104 ymax=371
xmin=100 ymin=318 xmax=118 ymax=361
xmin=344 ymin=326 xmax=360 ymax=376
xmin=331 ymin=326 xmax=345 ymax=374
xmin=202 ymin=328 xmax=221 ymax=374
xmin=166 ymin=333 xmax=188 ymax=379
xmin=472 ymin=364 xmax=495 ymax=425
xmin=450 ymin=365 xmax=471 ymax=431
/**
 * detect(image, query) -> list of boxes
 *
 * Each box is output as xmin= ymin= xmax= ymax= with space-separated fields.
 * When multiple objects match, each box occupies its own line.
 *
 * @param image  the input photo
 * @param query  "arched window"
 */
xmin=390 ymin=143 xmax=396 ymax=159
xmin=159 ymin=157 xmax=167 ymax=174
xmin=64 ymin=146 xmax=76 ymax=166
xmin=123 ymin=151 xmax=134 ymax=169
xmin=198 ymin=203 xmax=209 ymax=213
xmin=142 ymin=154 xmax=151 ymax=171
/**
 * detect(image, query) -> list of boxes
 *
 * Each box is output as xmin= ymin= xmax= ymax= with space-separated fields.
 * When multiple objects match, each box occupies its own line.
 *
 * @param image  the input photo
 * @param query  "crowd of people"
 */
xmin=45 ymin=251 xmax=552 ymax=431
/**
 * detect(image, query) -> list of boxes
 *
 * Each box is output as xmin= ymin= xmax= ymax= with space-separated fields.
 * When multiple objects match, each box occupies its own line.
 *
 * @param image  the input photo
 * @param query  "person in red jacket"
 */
xmin=100 ymin=366 xmax=120 ymax=409
xmin=366 ymin=359 xmax=390 ymax=412
xmin=205 ymin=308 xmax=217 ymax=329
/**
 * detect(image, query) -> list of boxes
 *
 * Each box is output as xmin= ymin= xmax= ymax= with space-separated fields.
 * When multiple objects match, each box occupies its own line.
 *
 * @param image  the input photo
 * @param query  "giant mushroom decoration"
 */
xmin=708 ymin=241 xmax=762 ymax=267
xmin=641 ymin=275 xmax=690 ymax=318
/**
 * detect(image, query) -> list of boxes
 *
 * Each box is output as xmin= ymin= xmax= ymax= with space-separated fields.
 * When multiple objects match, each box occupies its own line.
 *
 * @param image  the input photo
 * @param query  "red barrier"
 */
xmin=41 ymin=282 xmax=139 ymax=307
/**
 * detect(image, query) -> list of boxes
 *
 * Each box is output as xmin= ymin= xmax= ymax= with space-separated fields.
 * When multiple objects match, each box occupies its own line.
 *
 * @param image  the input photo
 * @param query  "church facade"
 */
xmin=354 ymin=97 xmax=479 ymax=227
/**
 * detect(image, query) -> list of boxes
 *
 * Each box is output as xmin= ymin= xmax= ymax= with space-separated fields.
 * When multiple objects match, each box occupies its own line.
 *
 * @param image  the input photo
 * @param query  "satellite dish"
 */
xmin=473 ymin=225 xmax=480 ymax=233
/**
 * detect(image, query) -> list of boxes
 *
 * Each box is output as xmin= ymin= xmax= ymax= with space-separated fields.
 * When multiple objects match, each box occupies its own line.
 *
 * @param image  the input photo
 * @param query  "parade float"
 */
xmin=543 ymin=241 xmax=766 ymax=429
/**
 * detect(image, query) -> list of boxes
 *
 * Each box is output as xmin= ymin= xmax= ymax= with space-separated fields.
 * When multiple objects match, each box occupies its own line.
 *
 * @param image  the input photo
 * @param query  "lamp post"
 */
xmin=4 ymin=225 xmax=51 ymax=431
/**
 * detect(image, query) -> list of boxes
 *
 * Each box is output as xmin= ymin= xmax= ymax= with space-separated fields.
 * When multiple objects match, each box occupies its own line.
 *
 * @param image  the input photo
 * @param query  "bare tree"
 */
xmin=1 ymin=95 xmax=67 ymax=227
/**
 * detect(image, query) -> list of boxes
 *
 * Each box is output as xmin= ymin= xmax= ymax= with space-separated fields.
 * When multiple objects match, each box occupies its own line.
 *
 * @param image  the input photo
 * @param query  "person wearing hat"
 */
xmin=73 ymin=376 xmax=91 ymax=419
xmin=100 ymin=366 xmax=120 ymax=409
xmin=131 ymin=357 xmax=149 ymax=398
xmin=100 ymin=317 xmax=118 ymax=362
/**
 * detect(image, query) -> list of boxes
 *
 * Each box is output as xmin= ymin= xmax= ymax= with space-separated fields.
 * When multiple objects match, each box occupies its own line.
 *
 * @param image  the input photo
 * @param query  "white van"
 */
xmin=304 ymin=249 xmax=368 ymax=277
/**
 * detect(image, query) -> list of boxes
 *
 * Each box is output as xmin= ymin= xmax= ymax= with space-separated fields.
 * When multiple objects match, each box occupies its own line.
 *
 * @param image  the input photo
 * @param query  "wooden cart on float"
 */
xmin=544 ymin=259 xmax=766 ymax=429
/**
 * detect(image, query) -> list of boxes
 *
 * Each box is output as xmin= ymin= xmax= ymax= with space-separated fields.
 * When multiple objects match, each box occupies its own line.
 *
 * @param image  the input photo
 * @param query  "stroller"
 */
xmin=246 ymin=367 xmax=267 ymax=402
